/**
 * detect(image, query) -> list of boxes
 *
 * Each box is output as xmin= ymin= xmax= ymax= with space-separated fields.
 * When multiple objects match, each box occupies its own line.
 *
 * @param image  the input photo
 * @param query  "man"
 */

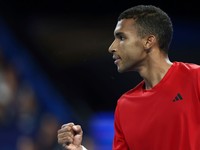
xmin=57 ymin=5 xmax=200 ymax=150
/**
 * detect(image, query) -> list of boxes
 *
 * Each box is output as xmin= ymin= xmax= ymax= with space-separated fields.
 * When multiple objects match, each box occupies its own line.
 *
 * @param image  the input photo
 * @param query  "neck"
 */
xmin=138 ymin=54 xmax=172 ymax=90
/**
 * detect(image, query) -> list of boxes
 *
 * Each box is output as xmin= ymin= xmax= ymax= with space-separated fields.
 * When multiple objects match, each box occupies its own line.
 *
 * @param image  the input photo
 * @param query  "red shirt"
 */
xmin=113 ymin=62 xmax=200 ymax=150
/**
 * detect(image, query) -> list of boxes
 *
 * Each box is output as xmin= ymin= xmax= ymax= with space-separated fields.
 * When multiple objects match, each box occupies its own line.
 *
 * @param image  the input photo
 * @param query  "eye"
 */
xmin=120 ymin=36 xmax=125 ymax=41
xmin=115 ymin=32 xmax=126 ymax=41
xmin=117 ymin=35 xmax=125 ymax=41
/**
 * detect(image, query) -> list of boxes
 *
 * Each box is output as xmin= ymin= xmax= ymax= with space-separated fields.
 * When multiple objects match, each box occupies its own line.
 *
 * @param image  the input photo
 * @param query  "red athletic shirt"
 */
xmin=113 ymin=62 xmax=200 ymax=150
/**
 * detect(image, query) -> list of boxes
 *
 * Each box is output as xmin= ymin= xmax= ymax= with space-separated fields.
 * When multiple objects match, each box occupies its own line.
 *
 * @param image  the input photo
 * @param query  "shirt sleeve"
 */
xmin=112 ymin=101 xmax=129 ymax=150
xmin=195 ymin=67 xmax=200 ymax=101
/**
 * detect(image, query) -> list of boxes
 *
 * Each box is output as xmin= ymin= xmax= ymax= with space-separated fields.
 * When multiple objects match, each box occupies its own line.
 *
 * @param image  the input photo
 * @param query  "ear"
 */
xmin=143 ymin=35 xmax=156 ymax=50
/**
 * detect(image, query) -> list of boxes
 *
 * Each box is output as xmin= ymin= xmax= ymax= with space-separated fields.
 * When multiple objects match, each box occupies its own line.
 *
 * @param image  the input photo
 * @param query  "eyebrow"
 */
xmin=114 ymin=31 xmax=125 ymax=37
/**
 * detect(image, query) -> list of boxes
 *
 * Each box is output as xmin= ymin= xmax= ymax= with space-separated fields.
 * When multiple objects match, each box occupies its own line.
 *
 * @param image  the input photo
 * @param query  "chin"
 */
xmin=117 ymin=68 xmax=125 ymax=73
xmin=118 ymin=66 xmax=133 ymax=73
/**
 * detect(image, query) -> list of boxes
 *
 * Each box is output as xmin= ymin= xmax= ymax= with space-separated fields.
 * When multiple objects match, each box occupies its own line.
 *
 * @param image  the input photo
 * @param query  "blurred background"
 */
xmin=0 ymin=0 xmax=199 ymax=149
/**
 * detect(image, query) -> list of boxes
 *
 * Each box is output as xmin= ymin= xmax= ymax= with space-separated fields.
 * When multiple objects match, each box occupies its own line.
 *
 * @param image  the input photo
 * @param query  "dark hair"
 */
xmin=118 ymin=5 xmax=173 ymax=53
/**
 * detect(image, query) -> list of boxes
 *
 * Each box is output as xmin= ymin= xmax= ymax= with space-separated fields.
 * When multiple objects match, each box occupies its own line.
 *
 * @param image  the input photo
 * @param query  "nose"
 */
xmin=108 ymin=40 xmax=116 ymax=53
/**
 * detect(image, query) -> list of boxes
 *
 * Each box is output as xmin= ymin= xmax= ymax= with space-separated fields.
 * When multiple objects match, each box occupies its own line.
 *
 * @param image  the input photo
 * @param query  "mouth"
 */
xmin=113 ymin=55 xmax=121 ymax=65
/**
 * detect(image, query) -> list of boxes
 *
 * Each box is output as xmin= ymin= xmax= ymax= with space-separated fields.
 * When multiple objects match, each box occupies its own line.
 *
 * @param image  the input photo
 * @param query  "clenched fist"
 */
xmin=57 ymin=122 xmax=86 ymax=150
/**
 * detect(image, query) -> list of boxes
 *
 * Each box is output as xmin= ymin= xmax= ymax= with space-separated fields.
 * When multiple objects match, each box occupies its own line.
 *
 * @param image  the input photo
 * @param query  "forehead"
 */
xmin=114 ymin=19 xmax=136 ymax=34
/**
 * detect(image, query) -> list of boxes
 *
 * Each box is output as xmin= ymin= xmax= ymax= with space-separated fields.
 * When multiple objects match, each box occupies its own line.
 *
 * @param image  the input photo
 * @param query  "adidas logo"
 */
xmin=172 ymin=93 xmax=183 ymax=102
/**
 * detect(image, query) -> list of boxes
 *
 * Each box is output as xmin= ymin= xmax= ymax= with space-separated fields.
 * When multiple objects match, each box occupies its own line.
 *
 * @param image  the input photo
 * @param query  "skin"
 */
xmin=57 ymin=18 xmax=173 ymax=149
xmin=108 ymin=18 xmax=172 ymax=89
xmin=57 ymin=122 xmax=83 ymax=150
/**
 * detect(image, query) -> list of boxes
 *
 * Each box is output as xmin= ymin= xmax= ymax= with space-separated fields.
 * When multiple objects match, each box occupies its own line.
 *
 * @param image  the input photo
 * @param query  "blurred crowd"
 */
xmin=0 ymin=51 xmax=61 ymax=150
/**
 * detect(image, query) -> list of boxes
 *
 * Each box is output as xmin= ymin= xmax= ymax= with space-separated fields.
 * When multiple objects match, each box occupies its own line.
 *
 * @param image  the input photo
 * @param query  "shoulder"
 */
xmin=174 ymin=61 xmax=200 ymax=72
xmin=173 ymin=62 xmax=200 ymax=82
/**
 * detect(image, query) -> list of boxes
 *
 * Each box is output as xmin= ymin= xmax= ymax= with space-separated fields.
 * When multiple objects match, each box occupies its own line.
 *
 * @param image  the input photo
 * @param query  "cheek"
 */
xmin=122 ymin=45 xmax=139 ymax=59
xmin=126 ymin=40 xmax=144 ymax=56
xmin=120 ymin=39 xmax=143 ymax=59
xmin=123 ymin=45 xmax=145 ymax=67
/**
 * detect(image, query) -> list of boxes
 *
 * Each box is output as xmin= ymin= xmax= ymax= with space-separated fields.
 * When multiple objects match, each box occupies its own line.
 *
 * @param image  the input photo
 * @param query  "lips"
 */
xmin=113 ymin=55 xmax=121 ymax=65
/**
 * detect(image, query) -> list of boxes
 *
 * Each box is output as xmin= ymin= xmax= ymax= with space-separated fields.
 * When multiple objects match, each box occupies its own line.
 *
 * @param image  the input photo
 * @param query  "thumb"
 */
xmin=72 ymin=125 xmax=83 ymax=145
